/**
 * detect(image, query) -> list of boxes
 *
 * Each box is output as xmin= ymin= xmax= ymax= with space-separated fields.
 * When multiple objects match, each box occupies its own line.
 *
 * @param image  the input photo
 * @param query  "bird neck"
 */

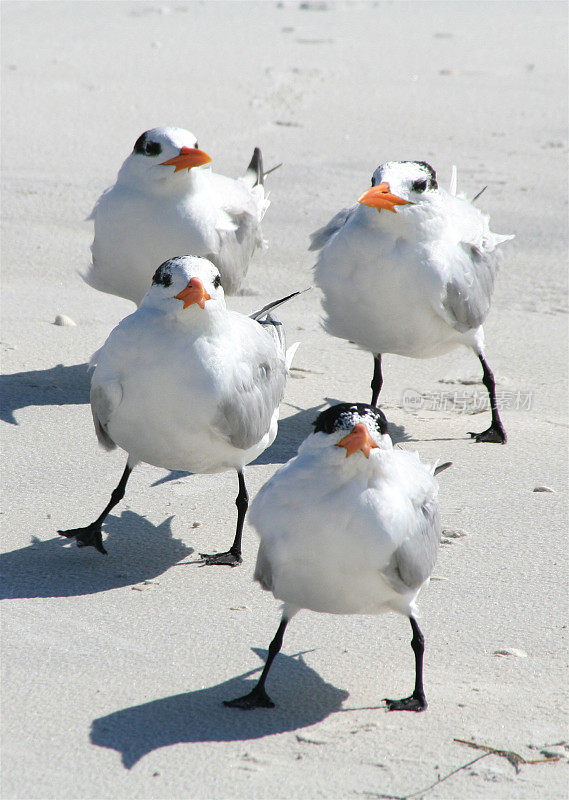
xmin=357 ymin=203 xmax=411 ymax=231
xmin=171 ymin=302 xmax=228 ymax=335
xmin=119 ymin=164 xmax=210 ymax=198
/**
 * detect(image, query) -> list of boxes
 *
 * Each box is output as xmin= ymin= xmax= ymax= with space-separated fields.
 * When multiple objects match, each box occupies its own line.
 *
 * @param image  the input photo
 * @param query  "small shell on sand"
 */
xmin=442 ymin=528 xmax=468 ymax=538
xmin=53 ymin=314 xmax=77 ymax=327
xmin=533 ymin=486 xmax=556 ymax=493
xmin=493 ymin=648 xmax=528 ymax=658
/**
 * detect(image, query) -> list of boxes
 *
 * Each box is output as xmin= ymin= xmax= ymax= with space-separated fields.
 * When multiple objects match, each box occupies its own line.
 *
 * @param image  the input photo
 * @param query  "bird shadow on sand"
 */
xmin=0 ymin=511 xmax=194 ymax=600
xmin=150 ymin=400 xmax=329 ymax=486
xmin=91 ymin=648 xmax=350 ymax=769
xmin=0 ymin=362 xmax=91 ymax=425
xmin=252 ymin=400 xmax=328 ymax=465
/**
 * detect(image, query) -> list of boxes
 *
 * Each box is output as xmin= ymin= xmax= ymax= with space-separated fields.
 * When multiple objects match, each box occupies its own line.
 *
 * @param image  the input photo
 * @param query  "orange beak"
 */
xmin=175 ymin=277 xmax=211 ymax=309
xmin=336 ymin=423 xmax=379 ymax=458
xmin=160 ymin=146 xmax=212 ymax=173
xmin=358 ymin=182 xmax=413 ymax=213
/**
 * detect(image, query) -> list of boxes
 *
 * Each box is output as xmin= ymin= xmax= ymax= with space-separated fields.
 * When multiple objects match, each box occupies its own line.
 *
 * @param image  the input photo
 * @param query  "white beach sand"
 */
xmin=1 ymin=2 xmax=567 ymax=798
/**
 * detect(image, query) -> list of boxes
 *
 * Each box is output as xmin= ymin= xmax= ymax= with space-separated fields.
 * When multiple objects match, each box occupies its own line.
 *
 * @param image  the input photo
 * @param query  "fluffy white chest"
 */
xmin=92 ymin=187 xmax=219 ymax=304
xmin=98 ymin=322 xmax=244 ymax=472
xmin=251 ymin=448 xmax=429 ymax=615
xmin=316 ymin=210 xmax=465 ymax=358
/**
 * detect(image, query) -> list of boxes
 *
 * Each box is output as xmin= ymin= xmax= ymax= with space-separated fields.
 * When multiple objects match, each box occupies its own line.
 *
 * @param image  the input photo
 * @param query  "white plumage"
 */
xmin=312 ymin=160 xmax=514 ymax=442
xmin=225 ymin=403 xmax=446 ymax=712
xmin=60 ymin=255 xmax=298 ymax=566
xmin=85 ymin=126 xmax=271 ymax=304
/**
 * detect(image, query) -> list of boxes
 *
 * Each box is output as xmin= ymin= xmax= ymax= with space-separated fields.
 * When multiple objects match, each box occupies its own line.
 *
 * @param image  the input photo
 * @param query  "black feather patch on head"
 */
xmin=151 ymin=261 xmax=173 ymax=288
xmin=407 ymin=160 xmax=438 ymax=190
xmin=313 ymin=403 xmax=388 ymax=436
xmin=133 ymin=131 xmax=162 ymax=157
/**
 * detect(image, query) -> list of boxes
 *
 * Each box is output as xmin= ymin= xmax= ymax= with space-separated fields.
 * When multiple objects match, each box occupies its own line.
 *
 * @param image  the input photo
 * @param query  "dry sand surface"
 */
xmin=1 ymin=2 xmax=568 ymax=798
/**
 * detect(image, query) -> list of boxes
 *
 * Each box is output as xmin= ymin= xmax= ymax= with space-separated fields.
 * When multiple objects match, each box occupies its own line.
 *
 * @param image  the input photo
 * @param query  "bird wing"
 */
xmin=86 ymin=185 xmax=113 ymax=222
xmin=434 ymin=193 xmax=514 ymax=332
xmin=207 ymin=174 xmax=269 ymax=293
xmin=90 ymin=377 xmax=123 ymax=451
xmin=212 ymin=315 xmax=287 ymax=451
xmin=441 ymin=242 xmax=500 ymax=331
xmin=253 ymin=541 xmax=275 ymax=591
xmin=309 ymin=206 xmax=358 ymax=251
xmin=84 ymin=183 xmax=154 ymax=301
xmin=390 ymin=498 xmax=440 ymax=590
xmin=249 ymin=289 xmax=307 ymax=364
xmin=373 ymin=450 xmax=441 ymax=592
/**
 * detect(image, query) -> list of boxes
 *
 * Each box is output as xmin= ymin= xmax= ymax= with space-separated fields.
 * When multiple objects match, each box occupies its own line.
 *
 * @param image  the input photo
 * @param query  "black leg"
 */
xmin=468 ymin=353 xmax=507 ymax=443
xmin=58 ymin=462 xmax=133 ymax=555
xmin=371 ymin=353 xmax=383 ymax=407
xmin=200 ymin=470 xmax=248 ymax=566
xmin=224 ymin=618 xmax=289 ymax=709
xmin=384 ymin=616 xmax=428 ymax=712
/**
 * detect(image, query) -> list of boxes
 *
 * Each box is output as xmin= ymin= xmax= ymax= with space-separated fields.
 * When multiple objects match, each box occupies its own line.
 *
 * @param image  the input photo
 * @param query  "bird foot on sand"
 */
xmin=468 ymin=424 xmax=507 ymax=444
xmin=58 ymin=524 xmax=107 ymax=555
xmin=199 ymin=549 xmax=242 ymax=567
xmin=384 ymin=693 xmax=427 ymax=712
xmin=224 ymin=687 xmax=275 ymax=710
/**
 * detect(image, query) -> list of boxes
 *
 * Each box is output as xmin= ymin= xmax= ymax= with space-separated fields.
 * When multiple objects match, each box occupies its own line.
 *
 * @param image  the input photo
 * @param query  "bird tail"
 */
xmin=471 ymin=185 xmax=488 ymax=203
xmin=243 ymin=147 xmax=264 ymax=187
xmin=285 ymin=341 xmax=300 ymax=369
xmin=433 ymin=461 xmax=453 ymax=476
xmin=89 ymin=346 xmax=102 ymax=370
xmin=449 ymin=165 xmax=458 ymax=196
xmin=242 ymin=147 xmax=282 ymax=188
xmin=251 ymin=290 xmax=308 ymax=364
xmin=493 ymin=232 xmax=515 ymax=245
xmin=255 ymin=311 xmax=286 ymax=357
xmin=249 ymin=287 xmax=310 ymax=322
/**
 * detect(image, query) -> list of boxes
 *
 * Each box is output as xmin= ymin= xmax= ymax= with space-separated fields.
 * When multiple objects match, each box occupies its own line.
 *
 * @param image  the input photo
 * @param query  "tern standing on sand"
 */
xmin=225 ymin=403 xmax=450 ymax=711
xmin=86 ymin=126 xmax=273 ymax=304
xmin=60 ymin=256 xmax=299 ymax=566
xmin=312 ymin=160 xmax=514 ymax=443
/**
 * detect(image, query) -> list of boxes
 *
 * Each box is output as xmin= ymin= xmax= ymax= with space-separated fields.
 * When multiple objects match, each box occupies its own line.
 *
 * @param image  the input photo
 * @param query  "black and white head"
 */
xmin=141 ymin=255 xmax=225 ymax=315
xmin=358 ymin=161 xmax=438 ymax=213
xmin=313 ymin=403 xmax=392 ymax=458
xmin=117 ymin=126 xmax=212 ymax=189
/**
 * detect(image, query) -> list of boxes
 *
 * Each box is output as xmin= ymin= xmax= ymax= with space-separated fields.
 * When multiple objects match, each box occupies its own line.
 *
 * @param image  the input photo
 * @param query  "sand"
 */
xmin=1 ymin=1 xmax=568 ymax=798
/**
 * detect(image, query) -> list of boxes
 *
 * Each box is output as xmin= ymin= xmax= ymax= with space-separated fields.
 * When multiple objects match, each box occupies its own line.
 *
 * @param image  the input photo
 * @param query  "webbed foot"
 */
xmin=384 ymin=692 xmax=427 ymax=712
xmin=224 ymin=686 xmax=275 ymax=709
xmin=58 ymin=524 xmax=107 ymax=555
xmin=468 ymin=423 xmax=507 ymax=444
xmin=199 ymin=549 xmax=242 ymax=567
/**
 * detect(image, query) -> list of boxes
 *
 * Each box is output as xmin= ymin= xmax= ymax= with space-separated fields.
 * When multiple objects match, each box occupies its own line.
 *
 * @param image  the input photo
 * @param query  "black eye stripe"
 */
xmin=373 ymin=161 xmax=438 ymax=192
xmin=151 ymin=262 xmax=172 ymax=287
xmin=133 ymin=132 xmax=147 ymax=154
xmin=145 ymin=141 xmax=162 ymax=156
xmin=133 ymin=132 xmax=162 ymax=157
xmin=411 ymin=161 xmax=438 ymax=190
